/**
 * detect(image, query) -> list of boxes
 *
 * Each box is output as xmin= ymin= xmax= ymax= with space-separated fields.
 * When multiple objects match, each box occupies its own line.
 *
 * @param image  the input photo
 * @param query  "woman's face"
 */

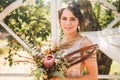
xmin=60 ymin=9 xmax=79 ymax=35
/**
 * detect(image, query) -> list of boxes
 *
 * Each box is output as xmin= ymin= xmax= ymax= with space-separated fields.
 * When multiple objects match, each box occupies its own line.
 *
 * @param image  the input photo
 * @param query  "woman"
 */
xmin=51 ymin=1 xmax=98 ymax=80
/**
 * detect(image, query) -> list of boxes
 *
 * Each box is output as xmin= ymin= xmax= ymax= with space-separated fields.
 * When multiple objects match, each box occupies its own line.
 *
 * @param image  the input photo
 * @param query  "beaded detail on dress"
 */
xmin=60 ymin=37 xmax=85 ymax=77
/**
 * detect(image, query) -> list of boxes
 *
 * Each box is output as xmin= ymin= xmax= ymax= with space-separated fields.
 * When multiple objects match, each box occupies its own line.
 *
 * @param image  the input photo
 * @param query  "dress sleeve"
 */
xmin=81 ymin=44 xmax=98 ymax=61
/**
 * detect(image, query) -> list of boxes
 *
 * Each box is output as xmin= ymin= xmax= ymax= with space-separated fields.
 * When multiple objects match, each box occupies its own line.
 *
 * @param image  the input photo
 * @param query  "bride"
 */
xmin=51 ymin=1 xmax=98 ymax=80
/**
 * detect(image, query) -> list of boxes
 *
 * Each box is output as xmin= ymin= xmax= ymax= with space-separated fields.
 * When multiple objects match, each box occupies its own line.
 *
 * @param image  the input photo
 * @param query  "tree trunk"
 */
xmin=78 ymin=0 xmax=113 ymax=78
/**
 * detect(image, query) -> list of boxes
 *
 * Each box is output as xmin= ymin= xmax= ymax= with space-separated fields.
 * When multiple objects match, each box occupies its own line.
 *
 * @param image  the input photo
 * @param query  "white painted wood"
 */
xmin=0 ymin=73 xmax=120 ymax=79
xmin=0 ymin=0 xmax=23 ymax=20
xmin=89 ymin=0 xmax=117 ymax=10
xmin=104 ymin=17 xmax=120 ymax=30
xmin=51 ymin=0 xmax=61 ymax=44
xmin=98 ymin=75 xmax=120 ymax=79
xmin=88 ymin=0 xmax=120 ymax=30
xmin=0 ymin=21 xmax=37 ymax=55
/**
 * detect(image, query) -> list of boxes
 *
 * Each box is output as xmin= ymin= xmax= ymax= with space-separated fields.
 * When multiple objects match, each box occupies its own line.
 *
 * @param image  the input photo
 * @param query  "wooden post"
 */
xmin=51 ymin=0 xmax=61 ymax=44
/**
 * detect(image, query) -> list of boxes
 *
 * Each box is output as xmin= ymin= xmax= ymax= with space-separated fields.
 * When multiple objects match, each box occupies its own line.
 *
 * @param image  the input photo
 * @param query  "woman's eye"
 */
xmin=70 ymin=18 xmax=75 ymax=21
xmin=61 ymin=17 xmax=76 ymax=22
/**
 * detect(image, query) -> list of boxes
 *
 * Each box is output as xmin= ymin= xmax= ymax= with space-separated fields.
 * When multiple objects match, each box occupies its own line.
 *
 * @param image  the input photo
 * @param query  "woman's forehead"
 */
xmin=61 ymin=9 xmax=75 ymax=17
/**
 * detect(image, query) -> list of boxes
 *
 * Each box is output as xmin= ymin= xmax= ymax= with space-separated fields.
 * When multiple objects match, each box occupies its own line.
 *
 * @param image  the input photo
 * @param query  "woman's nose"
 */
xmin=66 ymin=20 xmax=71 ymax=25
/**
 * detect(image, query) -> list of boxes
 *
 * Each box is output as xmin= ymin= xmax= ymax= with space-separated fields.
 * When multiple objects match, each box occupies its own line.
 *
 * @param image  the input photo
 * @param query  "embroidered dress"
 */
xmin=60 ymin=37 xmax=85 ymax=77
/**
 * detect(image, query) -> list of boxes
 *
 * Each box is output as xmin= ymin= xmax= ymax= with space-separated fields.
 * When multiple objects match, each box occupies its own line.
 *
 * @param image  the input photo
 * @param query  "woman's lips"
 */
xmin=64 ymin=27 xmax=72 ymax=30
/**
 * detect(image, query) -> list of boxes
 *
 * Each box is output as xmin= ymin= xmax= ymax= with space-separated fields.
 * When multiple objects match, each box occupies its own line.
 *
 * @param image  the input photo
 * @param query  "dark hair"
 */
xmin=58 ymin=1 xmax=83 ymax=27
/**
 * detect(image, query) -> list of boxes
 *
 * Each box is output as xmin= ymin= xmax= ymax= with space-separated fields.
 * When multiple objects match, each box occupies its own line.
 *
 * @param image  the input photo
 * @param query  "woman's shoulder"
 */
xmin=81 ymin=36 xmax=93 ymax=48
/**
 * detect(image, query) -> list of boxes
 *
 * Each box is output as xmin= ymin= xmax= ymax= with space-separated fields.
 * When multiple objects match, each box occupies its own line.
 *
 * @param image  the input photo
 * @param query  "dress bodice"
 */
xmin=60 ymin=37 xmax=85 ymax=77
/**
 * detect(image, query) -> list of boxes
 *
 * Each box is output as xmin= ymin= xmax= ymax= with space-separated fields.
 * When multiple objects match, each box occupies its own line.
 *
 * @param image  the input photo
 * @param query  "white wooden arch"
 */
xmin=0 ymin=0 xmax=120 ymax=79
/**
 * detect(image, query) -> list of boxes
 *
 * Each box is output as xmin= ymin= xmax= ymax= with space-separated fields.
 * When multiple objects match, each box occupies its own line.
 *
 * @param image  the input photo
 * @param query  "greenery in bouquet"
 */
xmin=32 ymin=49 xmax=70 ymax=80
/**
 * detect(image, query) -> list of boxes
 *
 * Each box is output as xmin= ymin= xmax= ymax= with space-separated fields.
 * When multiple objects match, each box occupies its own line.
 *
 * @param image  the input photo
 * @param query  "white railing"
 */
xmin=0 ymin=73 xmax=120 ymax=79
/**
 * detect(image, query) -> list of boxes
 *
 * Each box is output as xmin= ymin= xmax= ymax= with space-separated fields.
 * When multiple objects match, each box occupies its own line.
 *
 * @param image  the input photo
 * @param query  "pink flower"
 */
xmin=42 ymin=55 xmax=55 ymax=68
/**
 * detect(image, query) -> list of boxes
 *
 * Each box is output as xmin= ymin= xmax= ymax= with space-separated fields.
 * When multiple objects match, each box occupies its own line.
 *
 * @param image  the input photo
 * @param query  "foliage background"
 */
xmin=0 ymin=0 xmax=120 ymax=77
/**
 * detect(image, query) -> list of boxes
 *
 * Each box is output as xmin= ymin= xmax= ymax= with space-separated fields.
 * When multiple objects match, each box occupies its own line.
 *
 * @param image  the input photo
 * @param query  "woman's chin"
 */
xmin=64 ymin=31 xmax=74 ymax=34
xmin=64 ymin=32 xmax=72 ymax=34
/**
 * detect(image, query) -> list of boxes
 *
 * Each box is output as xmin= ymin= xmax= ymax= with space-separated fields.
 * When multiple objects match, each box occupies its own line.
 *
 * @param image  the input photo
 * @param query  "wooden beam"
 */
xmin=0 ymin=73 xmax=120 ymax=79
xmin=0 ymin=21 xmax=37 ymax=55
xmin=0 ymin=0 xmax=23 ymax=20
xmin=51 ymin=0 xmax=61 ymax=44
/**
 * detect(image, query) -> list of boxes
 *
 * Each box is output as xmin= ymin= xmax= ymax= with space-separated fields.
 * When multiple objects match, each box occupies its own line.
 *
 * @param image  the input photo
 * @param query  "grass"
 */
xmin=110 ymin=61 xmax=120 ymax=75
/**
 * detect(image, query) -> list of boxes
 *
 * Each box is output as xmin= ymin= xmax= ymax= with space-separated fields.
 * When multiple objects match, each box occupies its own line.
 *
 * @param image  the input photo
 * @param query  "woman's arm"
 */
xmin=66 ymin=55 xmax=98 ymax=80
xmin=51 ymin=57 xmax=98 ymax=80
xmin=66 ymin=38 xmax=98 ymax=80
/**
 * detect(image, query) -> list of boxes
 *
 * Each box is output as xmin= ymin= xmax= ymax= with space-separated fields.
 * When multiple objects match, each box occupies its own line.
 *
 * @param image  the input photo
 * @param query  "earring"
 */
xmin=77 ymin=26 xmax=80 ymax=31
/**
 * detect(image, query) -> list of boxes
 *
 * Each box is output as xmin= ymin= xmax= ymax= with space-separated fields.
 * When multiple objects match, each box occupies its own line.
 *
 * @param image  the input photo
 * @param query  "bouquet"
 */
xmin=32 ymin=49 xmax=70 ymax=80
xmin=12 ymin=48 xmax=70 ymax=80
xmin=31 ymin=44 xmax=98 ymax=80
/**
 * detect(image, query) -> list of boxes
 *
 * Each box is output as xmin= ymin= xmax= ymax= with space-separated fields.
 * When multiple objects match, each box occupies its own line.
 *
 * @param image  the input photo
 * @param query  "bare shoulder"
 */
xmin=82 ymin=37 xmax=93 ymax=47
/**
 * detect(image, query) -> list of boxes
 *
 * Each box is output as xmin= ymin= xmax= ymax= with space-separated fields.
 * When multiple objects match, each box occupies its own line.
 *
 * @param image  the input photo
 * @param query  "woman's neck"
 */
xmin=63 ymin=32 xmax=82 ymax=42
xmin=58 ymin=32 xmax=83 ymax=49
